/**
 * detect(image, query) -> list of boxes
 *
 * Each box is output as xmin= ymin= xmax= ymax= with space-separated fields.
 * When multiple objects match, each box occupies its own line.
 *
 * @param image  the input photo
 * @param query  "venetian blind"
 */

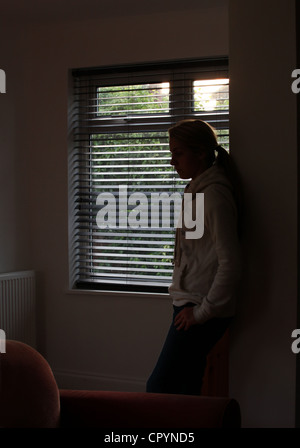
xmin=69 ymin=58 xmax=229 ymax=293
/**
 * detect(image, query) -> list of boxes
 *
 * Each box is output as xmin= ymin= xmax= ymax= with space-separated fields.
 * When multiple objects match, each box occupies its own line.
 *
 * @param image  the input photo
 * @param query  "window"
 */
xmin=68 ymin=58 xmax=229 ymax=293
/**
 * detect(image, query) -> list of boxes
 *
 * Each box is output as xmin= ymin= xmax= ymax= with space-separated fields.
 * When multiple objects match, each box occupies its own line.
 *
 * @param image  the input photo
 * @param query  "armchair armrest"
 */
xmin=59 ymin=389 xmax=241 ymax=428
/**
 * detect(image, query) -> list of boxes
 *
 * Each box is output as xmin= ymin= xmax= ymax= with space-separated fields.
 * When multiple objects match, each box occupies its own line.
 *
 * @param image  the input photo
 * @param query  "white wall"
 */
xmin=0 ymin=0 xmax=298 ymax=428
xmin=0 ymin=30 xmax=22 ymax=272
xmin=228 ymin=0 xmax=297 ymax=428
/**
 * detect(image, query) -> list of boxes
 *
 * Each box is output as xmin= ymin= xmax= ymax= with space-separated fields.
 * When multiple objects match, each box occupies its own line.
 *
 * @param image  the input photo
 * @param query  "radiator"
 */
xmin=0 ymin=270 xmax=36 ymax=348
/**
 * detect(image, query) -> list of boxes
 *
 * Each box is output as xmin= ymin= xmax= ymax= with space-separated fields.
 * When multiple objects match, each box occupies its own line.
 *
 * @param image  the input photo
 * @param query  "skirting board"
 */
xmin=53 ymin=369 xmax=146 ymax=393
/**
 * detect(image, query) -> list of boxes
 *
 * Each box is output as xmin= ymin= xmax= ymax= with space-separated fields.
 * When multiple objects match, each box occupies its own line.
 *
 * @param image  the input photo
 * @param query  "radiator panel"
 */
xmin=0 ymin=271 xmax=36 ymax=348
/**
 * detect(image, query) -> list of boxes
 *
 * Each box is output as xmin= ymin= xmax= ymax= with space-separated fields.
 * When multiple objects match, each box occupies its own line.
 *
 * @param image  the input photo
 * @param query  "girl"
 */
xmin=146 ymin=119 xmax=242 ymax=395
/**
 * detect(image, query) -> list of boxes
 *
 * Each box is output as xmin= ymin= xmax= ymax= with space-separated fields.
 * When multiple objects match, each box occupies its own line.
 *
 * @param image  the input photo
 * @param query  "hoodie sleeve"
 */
xmin=193 ymin=185 xmax=241 ymax=324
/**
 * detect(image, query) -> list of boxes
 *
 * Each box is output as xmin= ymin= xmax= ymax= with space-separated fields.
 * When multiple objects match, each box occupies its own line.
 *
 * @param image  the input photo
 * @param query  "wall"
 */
xmin=0 ymin=30 xmax=22 ymax=272
xmin=228 ymin=0 xmax=297 ymax=428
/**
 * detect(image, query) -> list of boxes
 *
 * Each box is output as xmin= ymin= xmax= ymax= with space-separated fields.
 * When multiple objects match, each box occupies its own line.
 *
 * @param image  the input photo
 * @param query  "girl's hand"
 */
xmin=174 ymin=307 xmax=197 ymax=331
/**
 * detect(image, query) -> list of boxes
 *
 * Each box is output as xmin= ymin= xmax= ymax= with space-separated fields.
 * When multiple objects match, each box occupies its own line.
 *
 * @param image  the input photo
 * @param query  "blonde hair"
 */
xmin=169 ymin=119 xmax=243 ymax=232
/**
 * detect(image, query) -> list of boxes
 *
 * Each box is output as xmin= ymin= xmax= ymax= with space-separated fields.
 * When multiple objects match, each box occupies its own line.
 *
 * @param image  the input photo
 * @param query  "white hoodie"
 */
xmin=168 ymin=164 xmax=241 ymax=324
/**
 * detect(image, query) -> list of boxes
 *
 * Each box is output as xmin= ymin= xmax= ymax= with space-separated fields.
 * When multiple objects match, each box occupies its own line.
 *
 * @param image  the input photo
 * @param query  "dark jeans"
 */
xmin=146 ymin=303 xmax=232 ymax=396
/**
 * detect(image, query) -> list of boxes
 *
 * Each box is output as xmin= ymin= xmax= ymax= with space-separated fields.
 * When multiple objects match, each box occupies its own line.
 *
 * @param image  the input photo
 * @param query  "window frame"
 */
xmin=68 ymin=57 xmax=229 ymax=294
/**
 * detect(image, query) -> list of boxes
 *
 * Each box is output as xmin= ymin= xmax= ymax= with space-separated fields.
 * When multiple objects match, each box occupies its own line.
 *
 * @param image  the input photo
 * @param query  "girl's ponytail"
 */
xmin=215 ymin=144 xmax=243 ymax=235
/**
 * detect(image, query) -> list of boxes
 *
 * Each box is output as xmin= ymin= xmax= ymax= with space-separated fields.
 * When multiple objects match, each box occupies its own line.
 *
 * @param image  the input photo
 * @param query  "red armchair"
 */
xmin=0 ymin=340 xmax=241 ymax=428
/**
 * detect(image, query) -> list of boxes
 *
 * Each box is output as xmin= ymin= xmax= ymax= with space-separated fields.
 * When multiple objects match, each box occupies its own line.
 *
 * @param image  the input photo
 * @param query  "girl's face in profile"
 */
xmin=169 ymin=137 xmax=206 ymax=180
